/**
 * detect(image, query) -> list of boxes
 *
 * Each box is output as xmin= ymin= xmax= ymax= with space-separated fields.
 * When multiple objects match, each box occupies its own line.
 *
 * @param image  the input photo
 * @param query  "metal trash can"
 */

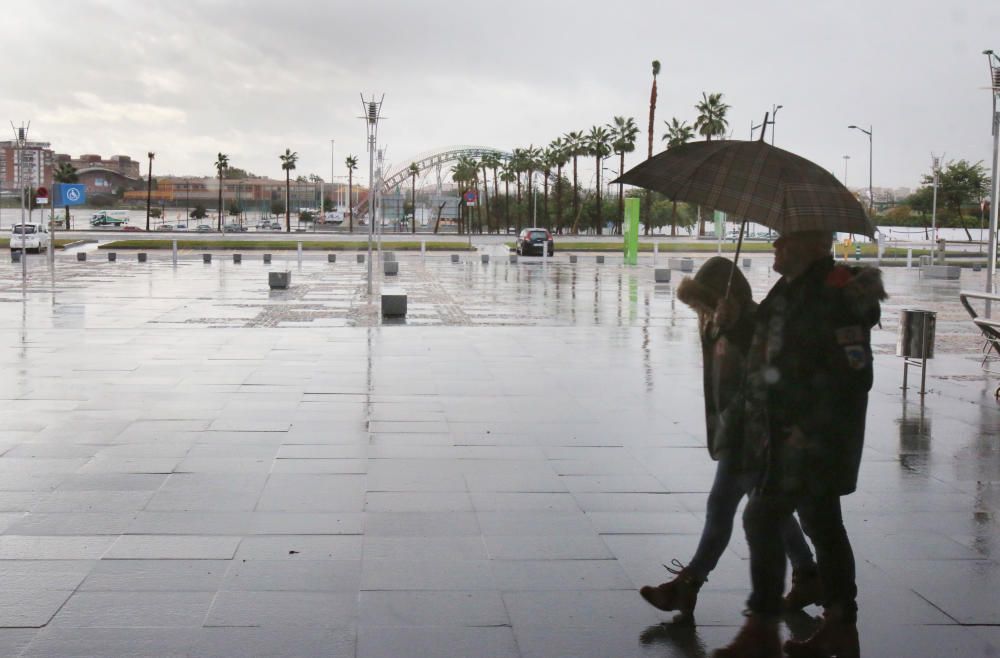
xmin=897 ymin=309 xmax=936 ymax=359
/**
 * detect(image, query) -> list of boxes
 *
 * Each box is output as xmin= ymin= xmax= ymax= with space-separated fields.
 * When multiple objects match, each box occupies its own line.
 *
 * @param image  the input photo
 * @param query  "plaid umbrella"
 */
xmin=615 ymin=139 xmax=875 ymax=238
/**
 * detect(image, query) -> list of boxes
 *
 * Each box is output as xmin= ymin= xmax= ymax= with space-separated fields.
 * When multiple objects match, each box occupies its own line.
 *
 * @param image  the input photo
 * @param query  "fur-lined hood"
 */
xmin=824 ymin=263 xmax=888 ymax=327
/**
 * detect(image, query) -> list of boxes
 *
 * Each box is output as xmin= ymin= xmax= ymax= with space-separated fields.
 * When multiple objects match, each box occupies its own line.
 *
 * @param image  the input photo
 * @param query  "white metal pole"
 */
xmin=931 ymin=157 xmax=940 ymax=265
xmin=988 ymin=103 xmax=999 ymax=307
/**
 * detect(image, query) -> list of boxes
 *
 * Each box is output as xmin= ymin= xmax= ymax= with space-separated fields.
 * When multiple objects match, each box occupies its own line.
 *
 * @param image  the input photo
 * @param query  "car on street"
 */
xmin=515 ymin=228 xmax=554 ymax=256
xmin=9 ymin=222 xmax=50 ymax=253
xmin=223 ymin=223 xmax=248 ymax=232
xmin=196 ymin=224 xmax=214 ymax=233
xmin=157 ymin=224 xmax=174 ymax=231
xmin=270 ymin=222 xmax=283 ymax=231
xmin=122 ymin=225 xmax=143 ymax=232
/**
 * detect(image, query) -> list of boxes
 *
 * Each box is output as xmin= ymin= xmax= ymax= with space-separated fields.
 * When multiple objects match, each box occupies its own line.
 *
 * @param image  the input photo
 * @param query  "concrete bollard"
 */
xmin=11 ymin=251 xmax=21 ymax=263
xmin=269 ymin=270 xmax=291 ymax=289
xmin=509 ymin=254 xmax=518 ymax=264
xmin=77 ymin=252 xmax=86 ymax=262
xmin=263 ymin=254 xmax=272 ymax=264
xmin=381 ymin=288 xmax=407 ymax=317
xmin=357 ymin=254 xmax=365 ymax=263
xmin=655 ymin=268 xmax=671 ymax=283
xmin=233 ymin=254 xmax=242 ymax=264
xmin=973 ymin=263 xmax=983 ymax=272
xmin=327 ymin=254 xmax=336 ymax=263
xmin=107 ymin=252 xmax=116 ymax=262
xmin=451 ymin=254 xmax=460 ymax=263
xmin=203 ymin=253 xmax=212 ymax=263
xmin=596 ymin=255 xmax=605 ymax=264
xmin=742 ymin=258 xmax=751 ymax=268
xmin=384 ymin=260 xmax=399 ymax=276
xmin=481 ymin=254 xmax=489 ymax=264
xmin=680 ymin=258 xmax=694 ymax=272
xmin=138 ymin=253 xmax=147 ymax=263
xmin=569 ymin=254 xmax=578 ymax=263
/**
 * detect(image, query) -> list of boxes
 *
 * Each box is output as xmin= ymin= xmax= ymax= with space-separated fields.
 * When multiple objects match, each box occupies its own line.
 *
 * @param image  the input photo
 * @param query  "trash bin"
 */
xmin=897 ymin=309 xmax=936 ymax=359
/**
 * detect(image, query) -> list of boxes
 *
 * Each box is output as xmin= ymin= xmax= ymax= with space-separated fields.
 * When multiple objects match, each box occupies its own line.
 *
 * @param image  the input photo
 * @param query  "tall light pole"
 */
xmin=931 ymin=156 xmax=941 ymax=263
xmin=842 ymin=155 xmax=850 ymax=186
xmin=360 ymin=94 xmax=384 ymax=295
xmin=770 ymin=104 xmax=783 ymax=145
xmin=985 ymin=49 xmax=1000 ymax=301
xmin=145 ymin=152 xmax=155 ymax=231
xmin=848 ymin=124 xmax=874 ymax=216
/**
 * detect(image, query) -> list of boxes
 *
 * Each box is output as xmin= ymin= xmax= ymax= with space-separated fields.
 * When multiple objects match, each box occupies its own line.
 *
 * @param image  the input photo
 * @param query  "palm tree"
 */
xmin=145 ymin=152 xmax=155 ymax=231
xmin=609 ymin=116 xmax=639 ymax=235
xmin=279 ymin=149 xmax=298 ymax=233
xmin=52 ymin=162 xmax=78 ymax=230
xmin=661 ymin=118 xmax=696 ymax=236
xmin=693 ymin=92 xmax=731 ymax=235
xmin=645 ymin=60 xmax=661 ymax=235
xmin=563 ymin=131 xmax=586 ymax=233
xmin=450 ymin=156 xmax=478 ymax=234
xmin=662 ymin=117 xmax=695 ymax=148
xmin=214 ymin=153 xmax=229 ymax=231
xmin=523 ymin=145 xmax=542 ymax=228
xmin=479 ymin=153 xmax=499 ymax=233
xmin=547 ymin=138 xmax=568 ymax=233
xmin=586 ymin=126 xmax=612 ymax=235
xmin=500 ymin=163 xmax=516 ymax=232
xmin=408 ymin=162 xmax=420 ymax=235
xmin=345 ymin=155 xmax=358 ymax=232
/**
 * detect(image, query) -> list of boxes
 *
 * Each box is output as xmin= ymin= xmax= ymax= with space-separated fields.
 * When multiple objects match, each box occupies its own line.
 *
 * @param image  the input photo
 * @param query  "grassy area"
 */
xmin=535 ymin=241 xmax=780 ymax=253
xmin=0 ymin=239 xmax=77 ymax=248
xmin=97 ymin=240 xmax=475 ymax=251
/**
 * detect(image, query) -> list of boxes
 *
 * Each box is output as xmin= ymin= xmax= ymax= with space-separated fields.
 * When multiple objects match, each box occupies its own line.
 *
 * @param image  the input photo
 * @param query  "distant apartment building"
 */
xmin=124 ymin=176 xmax=350 ymax=212
xmin=0 ymin=140 xmax=55 ymax=189
xmin=53 ymin=153 xmax=143 ymax=199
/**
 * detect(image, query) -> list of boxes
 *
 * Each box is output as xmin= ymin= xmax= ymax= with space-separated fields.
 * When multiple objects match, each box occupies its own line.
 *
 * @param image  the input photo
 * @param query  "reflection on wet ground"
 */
xmin=0 ymin=251 xmax=998 ymax=656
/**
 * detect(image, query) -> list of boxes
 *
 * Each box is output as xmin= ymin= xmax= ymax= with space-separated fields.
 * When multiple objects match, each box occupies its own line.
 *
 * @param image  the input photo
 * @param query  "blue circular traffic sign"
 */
xmin=66 ymin=187 xmax=82 ymax=202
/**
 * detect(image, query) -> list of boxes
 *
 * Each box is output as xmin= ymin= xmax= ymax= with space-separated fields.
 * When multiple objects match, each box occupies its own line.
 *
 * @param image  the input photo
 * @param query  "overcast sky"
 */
xmin=3 ymin=0 xmax=998 ymax=192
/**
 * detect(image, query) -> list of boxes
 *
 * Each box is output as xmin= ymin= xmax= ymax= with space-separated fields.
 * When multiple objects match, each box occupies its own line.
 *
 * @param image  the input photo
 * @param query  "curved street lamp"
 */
xmin=770 ymin=104 xmax=783 ymax=145
xmin=848 ymin=124 xmax=873 ymax=216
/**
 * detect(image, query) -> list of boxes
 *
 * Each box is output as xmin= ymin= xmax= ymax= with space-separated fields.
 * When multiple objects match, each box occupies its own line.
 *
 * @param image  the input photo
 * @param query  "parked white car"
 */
xmin=10 ymin=222 xmax=50 ymax=253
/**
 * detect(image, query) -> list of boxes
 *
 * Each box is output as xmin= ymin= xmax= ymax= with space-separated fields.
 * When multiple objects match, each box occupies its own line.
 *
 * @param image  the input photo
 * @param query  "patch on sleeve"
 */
xmin=843 ymin=345 xmax=868 ymax=370
xmin=835 ymin=325 xmax=865 ymax=345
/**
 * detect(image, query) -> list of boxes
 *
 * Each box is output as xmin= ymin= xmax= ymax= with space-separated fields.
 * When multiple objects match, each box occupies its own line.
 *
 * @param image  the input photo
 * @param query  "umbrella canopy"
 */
xmin=616 ymin=140 xmax=875 ymax=238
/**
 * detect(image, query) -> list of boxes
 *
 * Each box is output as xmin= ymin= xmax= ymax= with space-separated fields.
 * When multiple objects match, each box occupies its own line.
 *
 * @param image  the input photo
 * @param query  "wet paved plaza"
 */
xmin=0 ymin=248 xmax=998 ymax=656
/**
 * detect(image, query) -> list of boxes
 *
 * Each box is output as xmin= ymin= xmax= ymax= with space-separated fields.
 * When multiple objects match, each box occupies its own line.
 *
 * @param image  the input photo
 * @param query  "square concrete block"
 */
xmin=654 ymin=268 xmax=671 ymax=283
xmin=973 ymin=264 xmax=983 ymax=272
xmin=509 ymin=254 xmax=518 ymax=264
xmin=138 ymin=253 xmax=148 ymax=263
xmin=383 ymin=252 xmax=396 ymax=263
xmin=481 ymin=254 xmax=489 ymax=264
xmin=11 ymin=251 xmax=21 ymax=263
xmin=569 ymin=255 xmax=578 ymax=263
xmin=77 ymin=252 xmax=86 ymax=262
xmin=263 ymin=254 xmax=272 ymax=264
xmin=742 ymin=258 xmax=751 ymax=268
xmin=596 ymin=255 xmax=605 ymax=264
xmin=327 ymin=254 xmax=336 ymax=263
xmin=203 ymin=254 xmax=212 ymax=263
xmin=680 ymin=258 xmax=694 ymax=272
xmin=381 ymin=288 xmax=407 ymax=317
xmin=269 ymin=270 xmax=291 ymax=289
xmin=107 ymin=252 xmax=117 ymax=262
xmin=357 ymin=254 xmax=365 ymax=263
xmin=384 ymin=260 xmax=399 ymax=276
xmin=233 ymin=254 xmax=242 ymax=264
xmin=921 ymin=265 xmax=961 ymax=280
xmin=451 ymin=254 xmax=460 ymax=263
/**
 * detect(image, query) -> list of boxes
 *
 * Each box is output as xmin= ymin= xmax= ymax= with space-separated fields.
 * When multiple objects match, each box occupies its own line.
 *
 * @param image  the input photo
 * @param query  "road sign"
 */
xmin=36 ymin=186 xmax=49 ymax=204
xmin=464 ymin=190 xmax=478 ymax=206
xmin=55 ymin=183 xmax=87 ymax=206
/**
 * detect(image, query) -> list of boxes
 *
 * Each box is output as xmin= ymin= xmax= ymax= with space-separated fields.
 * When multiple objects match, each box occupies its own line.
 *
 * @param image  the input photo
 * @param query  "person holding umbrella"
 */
xmin=712 ymin=231 xmax=885 ymax=658
xmin=639 ymin=256 xmax=822 ymax=625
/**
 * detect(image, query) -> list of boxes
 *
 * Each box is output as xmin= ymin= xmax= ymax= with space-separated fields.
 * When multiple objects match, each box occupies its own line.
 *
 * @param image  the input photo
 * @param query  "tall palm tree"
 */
xmin=693 ymin=92 xmax=730 ymax=235
xmin=408 ymin=162 xmax=420 ymax=235
xmin=479 ymin=153 xmax=499 ymax=233
xmin=609 ymin=116 xmax=639 ymax=234
xmin=145 ymin=152 xmax=155 ymax=231
xmin=563 ymin=131 xmax=586 ymax=233
xmin=215 ymin=153 xmax=229 ymax=230
xmin=345 ymin=155 xmax=358 ymax=232
xmin=586 ymin=126 xmax=612 ymax=235
xmin=52 ymin=162 xmax=78 ymax=230
xmin=508 ymin=148 xmax=527 ymax=231
xmin=450 ymin=156 xmax=478 ymax=234
xmin=645 ymin=60 xmax=661 ymax=235
xmin=500 ymin=163 xmax=516 ymax=232
xmin=279 ymin=149 xmax=298 ymax=233
xmin=523 ymin=145 xmax=542 ymax=228
xmin=661 ymin=118 xmax=695 ymax=236
xmin=547 ymin=138 xmax=568 ymax=233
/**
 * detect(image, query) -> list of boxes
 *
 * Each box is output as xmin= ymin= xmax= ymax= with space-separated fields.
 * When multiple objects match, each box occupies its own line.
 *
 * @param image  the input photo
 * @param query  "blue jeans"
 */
xmin=743 ymin=492 xmax=857 ymax=620
xmin=687 ymin=455 xmax=815 ymax=581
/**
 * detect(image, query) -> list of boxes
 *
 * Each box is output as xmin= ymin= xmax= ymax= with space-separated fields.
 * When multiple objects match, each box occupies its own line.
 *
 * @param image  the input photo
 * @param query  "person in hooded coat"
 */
xmin=640 ymin=257 xmax=821 ymax=624
xmin=713 ymin=232 xmax=887 ymax=658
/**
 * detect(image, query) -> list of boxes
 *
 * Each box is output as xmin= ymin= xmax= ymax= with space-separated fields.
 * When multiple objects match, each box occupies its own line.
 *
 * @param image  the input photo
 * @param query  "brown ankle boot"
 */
xmin=711 ymin=614 xmax=781 ymax=658
xmin=639 ymin=560 xmax=705 ymax=620
xmin=783 ymin=567 xmax=824 ymax=611
xmin=784 ymin=606 xmax=859 ymax=658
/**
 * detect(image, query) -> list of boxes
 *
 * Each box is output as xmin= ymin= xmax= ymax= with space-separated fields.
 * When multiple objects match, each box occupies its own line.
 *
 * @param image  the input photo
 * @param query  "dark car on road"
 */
xmin=516 ymin=228 xmax=554 ymax=256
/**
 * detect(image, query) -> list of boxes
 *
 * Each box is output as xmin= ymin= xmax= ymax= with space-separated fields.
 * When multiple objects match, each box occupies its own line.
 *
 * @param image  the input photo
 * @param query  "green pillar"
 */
xmin=624 ymin=198 xmax=640 ymax=266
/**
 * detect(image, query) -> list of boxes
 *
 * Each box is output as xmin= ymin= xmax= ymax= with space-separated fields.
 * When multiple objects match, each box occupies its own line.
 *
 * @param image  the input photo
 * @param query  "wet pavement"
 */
xmin=0 ymin=248 xmax=998 ymax=657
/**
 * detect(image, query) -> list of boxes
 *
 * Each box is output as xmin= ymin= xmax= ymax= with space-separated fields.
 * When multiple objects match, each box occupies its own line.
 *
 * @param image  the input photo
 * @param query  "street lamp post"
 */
xmin=842 ymin=155 xmax=850 ymax=187
xmin=985 ymin=49 xmax=1000 ymax=303
xmin=848 ymin=124 xmax=874 ymax=216
xmin=145 ymin=152 xmax=154 ymax=231
xmin=360 ymin=94 xmax=384 ymax=295
xmin=770 ymin=104 xmax=783 ymax=145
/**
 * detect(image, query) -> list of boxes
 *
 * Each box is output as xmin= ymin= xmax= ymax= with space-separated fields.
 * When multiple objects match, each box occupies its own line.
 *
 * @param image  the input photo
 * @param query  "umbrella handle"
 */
xmin=726 ymin=219 xmax=748 ymax=298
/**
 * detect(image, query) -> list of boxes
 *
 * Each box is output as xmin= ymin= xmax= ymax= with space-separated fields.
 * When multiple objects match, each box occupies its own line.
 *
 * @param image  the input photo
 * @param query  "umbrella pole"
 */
xmin=726 ymin=218 xmax=748 ymax=298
